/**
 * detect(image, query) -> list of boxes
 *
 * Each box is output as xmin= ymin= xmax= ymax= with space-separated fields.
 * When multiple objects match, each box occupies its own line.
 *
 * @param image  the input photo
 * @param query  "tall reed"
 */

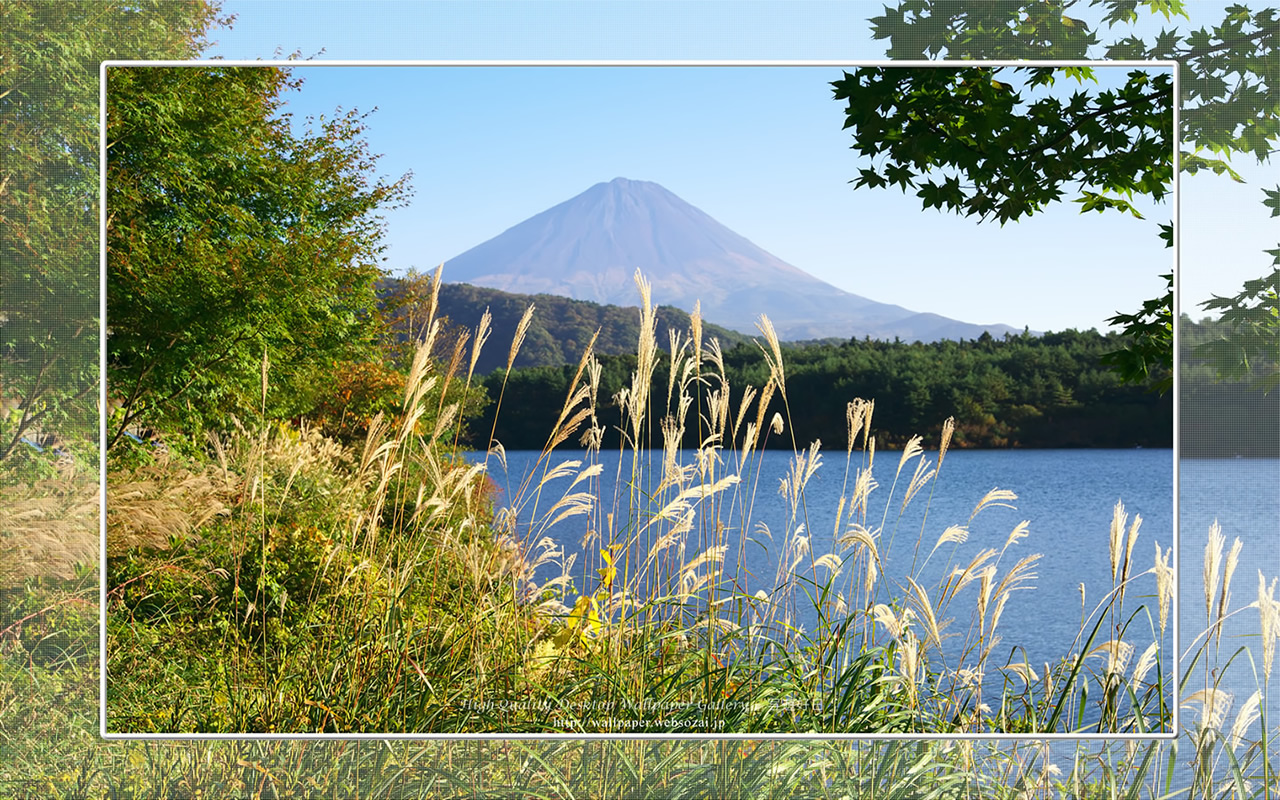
xmin=104 ymin=268 xmax=1176 ymax=736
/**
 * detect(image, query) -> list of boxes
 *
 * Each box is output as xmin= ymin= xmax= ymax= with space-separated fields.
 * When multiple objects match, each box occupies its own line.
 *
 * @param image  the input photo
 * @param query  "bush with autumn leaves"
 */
xmin=308 ymin=359 xmax=406 ymax=444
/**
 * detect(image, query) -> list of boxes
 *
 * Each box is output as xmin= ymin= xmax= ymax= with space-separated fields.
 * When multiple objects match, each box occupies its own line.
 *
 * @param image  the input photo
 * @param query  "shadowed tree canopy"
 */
xmin=842 ymin=0 xmax=1279 ymax=393
xmin=0 ymin=0 xmax=226 ymax=461
xmin=106 ymin=66 xmax=412 ymax=445
xmin=833 ymin=64 xmax=1175 ymax=389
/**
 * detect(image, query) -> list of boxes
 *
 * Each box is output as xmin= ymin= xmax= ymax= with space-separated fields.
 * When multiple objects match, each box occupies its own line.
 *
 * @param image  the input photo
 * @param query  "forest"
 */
xmin=406 ymin=279 xmax=752 ymax=375
xmin=477 ymin=323 xmax=1178 ymax=451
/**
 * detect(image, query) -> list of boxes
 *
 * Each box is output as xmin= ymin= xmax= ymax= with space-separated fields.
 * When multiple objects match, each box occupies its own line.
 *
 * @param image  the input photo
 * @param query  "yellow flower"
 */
xmin=597 ymin=547 xmax=618 ymax=588
xmin=557 ymin=594 xmax=603 ymax=647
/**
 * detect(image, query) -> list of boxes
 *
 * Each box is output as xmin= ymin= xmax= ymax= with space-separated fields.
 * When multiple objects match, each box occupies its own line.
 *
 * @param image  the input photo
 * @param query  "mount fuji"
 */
xmin=442 ymin=177 xmax=1022 ymax=342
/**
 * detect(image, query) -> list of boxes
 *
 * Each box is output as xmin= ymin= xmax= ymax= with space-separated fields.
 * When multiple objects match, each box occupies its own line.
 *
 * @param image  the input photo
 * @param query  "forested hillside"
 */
xmin=478 ymin=325 xmax=1176 ymax=451
xmin=380 ymin=277 xmax=752 ymax=374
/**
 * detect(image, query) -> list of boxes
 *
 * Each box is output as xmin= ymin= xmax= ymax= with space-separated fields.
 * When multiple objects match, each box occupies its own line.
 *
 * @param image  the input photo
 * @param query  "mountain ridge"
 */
xmin=443 ymin=177 xmax=1024 ymax=342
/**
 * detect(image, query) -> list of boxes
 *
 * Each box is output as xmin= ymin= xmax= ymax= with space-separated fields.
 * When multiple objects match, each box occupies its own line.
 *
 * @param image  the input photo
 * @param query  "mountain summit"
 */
xmin=443 ymin=178 xmax=1020 ymax=341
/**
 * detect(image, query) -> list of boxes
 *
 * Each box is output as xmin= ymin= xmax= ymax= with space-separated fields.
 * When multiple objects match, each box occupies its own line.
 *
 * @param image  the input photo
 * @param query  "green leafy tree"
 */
xmin=833 ymin=67 xmax=1172 ymax=224
xmin=106 ymin=65 xmax=412 ymax=446
xmin=833 ymin=65 xmax=1175 ymax=388
xmin=0 ymin=0 xmax=225 ymax=461
xmin=840 ymin=1 xmax=1278 ymax=392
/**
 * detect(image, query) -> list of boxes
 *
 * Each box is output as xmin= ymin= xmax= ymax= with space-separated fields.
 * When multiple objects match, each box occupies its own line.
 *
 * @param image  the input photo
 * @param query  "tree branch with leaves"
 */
xmin=850 ymin=0 xmax=1278 ymax=393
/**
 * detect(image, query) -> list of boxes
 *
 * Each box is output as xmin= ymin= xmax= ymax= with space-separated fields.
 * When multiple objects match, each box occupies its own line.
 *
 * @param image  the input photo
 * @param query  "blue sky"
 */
xmin=195 ymin=1 xmax=1276 ymax=335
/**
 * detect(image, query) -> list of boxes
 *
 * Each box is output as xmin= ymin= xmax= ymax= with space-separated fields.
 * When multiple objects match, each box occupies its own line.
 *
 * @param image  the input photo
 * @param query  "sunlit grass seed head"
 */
xmin=1121 ymin=512 xmax=1141 ymax=587
xmin=895 ymin=434 xmax=923 ymax=482
xmin=1184 ymin=687 xmax=1232 ymax=736
xmin=1205 ymin=519 xmax=1224 ymax=627
xmin=900 ymin=456 xmax=935 ymax=513
xmin=1258 ymin=570 xmax=1279 ymax=680
xmin=872 ymin=602 xmax=914 ymax=641
xmin=970 ymin=487 xmax=1017 ymax=521
xmin=845 ymin=398 xmax=875 ymax=455
xmin=1088 ymin=638 xmax=1134 ymax=684
xmin=1153 ymin=542 xmax=1173 ymax=636
xmin=1002 ymin=520 xmax=1030 ymax=553
xmin=938 ymin=415 xmax=955 ymax=467
xmin=1130 ymin=640 xmax=1160 ymax=691
xmin=754 ymin=313 xmax=786 ymax=393
xmin=467 ymin=307 xmax=492 ymax=381
xmin=927 ymin=524 xmax=968 ymax=564
xmin=1228 ymin=689 xmax=1262 ymax=752
xmin=850 ymin=463 xmax=877 ymax=520
xmin=4 ymin=481 xmax=101 ymax=580
xmin=1109 ymin=499 xmax=1126 ymax=584
xmin=1001 ymin=661 xmax=1040 ymax=686
xmin=507 ymin=303 xmax=536 ymax=373
xmin=1218 ymin=536 xmax=1243 ymax=645
xmin=905 ymin=576 xmax=945 ymax=652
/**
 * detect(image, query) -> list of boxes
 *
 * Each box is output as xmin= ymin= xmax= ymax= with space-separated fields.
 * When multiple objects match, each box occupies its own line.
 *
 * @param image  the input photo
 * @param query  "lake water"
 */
xmin=468 ymin=446 xmax=1178 ymax=726
xmin=1178 ymin=457 xmax=1280 ymax=748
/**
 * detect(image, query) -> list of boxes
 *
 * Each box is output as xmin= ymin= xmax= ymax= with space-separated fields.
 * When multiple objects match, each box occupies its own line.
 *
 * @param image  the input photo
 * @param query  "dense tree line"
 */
xmin=1181 ymin=315 xmax=1279 ymax=457
xmin=478 ymin=326 xmax=1175 ymax=452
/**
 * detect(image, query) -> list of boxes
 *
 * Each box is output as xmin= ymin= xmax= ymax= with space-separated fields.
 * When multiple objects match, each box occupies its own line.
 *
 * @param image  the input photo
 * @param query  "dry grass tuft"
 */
xmin=107 ymin=467 xmax=229 ymax=554
xmin=0 ymin=478 xmax=100 ymax=581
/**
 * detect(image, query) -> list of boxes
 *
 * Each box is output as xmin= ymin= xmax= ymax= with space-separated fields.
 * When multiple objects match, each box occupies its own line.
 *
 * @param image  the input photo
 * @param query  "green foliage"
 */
xmin=1099 ymin=271 xmax=1174 ymax=393
xmin=832 ymin=66 xmax=1172 ymax=226
xmin=484 ymin=328 xmax=1172 ymax=451
xmin=832 ymin=64 xmax=1175 ymax=391
xmin=1181 ymin=313 xmax=1280 ymax=456
xmin=0 ymin=442 xmax=66 ymax=486
xmin=858 ymin=1 xmax=1279 ymax=391
xmin=0 ymin=1 xmax=225 ymax=463
xmin=1196 ymin=265 xmax=1280 ymax=396
xmin=0 ymin=576 xmax=97 ymax=669
xmin=106 ymin=65 xmax=412 ymax=445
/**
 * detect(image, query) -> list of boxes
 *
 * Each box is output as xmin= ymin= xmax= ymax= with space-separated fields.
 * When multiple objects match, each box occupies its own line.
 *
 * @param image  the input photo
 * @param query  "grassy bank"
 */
xmin=97 ymin=271 xmax=1175 ymax=735
xmin=2 ymin=271 xmax=1275 ymax=795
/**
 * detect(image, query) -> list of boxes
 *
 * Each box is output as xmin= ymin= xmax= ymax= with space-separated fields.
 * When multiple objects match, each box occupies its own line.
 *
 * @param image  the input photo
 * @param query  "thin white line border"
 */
xmin=98 ymin=57 xmax=1181 ymax=743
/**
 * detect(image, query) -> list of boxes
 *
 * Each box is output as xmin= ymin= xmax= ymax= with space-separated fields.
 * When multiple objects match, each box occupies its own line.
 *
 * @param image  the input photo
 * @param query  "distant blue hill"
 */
xmin=443 ymin=177 xmax=1024 ymax=342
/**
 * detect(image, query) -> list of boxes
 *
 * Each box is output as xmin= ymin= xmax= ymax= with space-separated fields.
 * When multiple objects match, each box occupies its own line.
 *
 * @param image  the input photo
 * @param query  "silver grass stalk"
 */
xmin=1109 ymin=500 xmax=1126 ymax=584
xmin=895 ymin=435 xmax=923 ymax=482
xmin=755 ymin=314 xmax=786 ymax=397
xmin=1154 ymin=542 xmax=1174 ymax=635
xmin=938 ymin=415 xmax=955 ymax=468
xmin=1217 ymin=536 xmax=1244 ymax=645
xmin=1229 ymin=690 xmax=1262 ymax=751
xmin=1259 ymin=570 xmax=1279 ymax=681
xmin=507 ymin=304 xmax=536 ymax=373
xmin=1205 ymin=520 xmax=1224 ymax=631
xmin=468 ymin=307 xmax=492 ymax=380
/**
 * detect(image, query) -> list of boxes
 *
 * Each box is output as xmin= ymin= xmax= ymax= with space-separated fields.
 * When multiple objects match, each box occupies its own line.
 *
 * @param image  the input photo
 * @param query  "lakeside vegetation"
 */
xmin=4 ymin=267 xmax=1276 ymax=796
xmin=479 ymin=322 xmax=1175 ymax=452
xmin=102 ymin=267 xmax=1174 ymax=734
xmin=423 ymin=281 xmax=1277 ymax=457
xmin=5 ymin=1 xmax=1280 ymax=794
